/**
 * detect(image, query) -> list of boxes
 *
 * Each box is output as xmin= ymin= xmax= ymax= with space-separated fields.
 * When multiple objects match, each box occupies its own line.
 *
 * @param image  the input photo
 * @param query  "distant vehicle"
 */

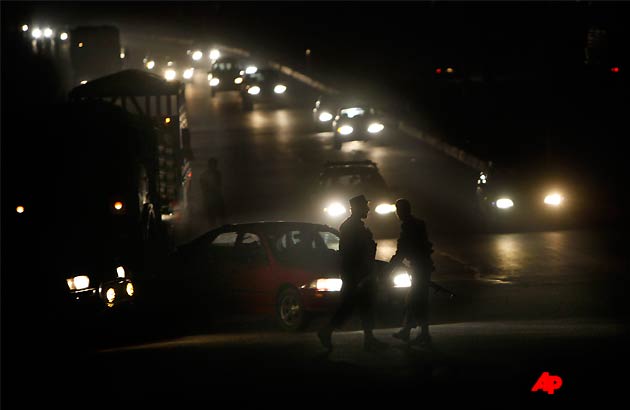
xmin=312 ymin=94 xmax=342 ymax=131
xmin=240 ymin=68 xmax=288 ymax=111
xmin=163 ymin=222 xmax=410 ymax=331
xmin=332 ymin=104 xmax=386 ymax=149
xmin=69 ymin=25 xmax=123 ymax=85
xmin=315 ymin=160 xmax=398 ymax=235
xmin=158 ymin=59 xmax=195 ymax=83
xmin=207 ymin=57 xmax=244 ymax=96
xmin=474 ymin=162 xmax=582 ymax=231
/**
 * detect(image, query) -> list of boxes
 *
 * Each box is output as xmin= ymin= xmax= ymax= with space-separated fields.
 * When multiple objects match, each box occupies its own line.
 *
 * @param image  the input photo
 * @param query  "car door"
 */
xmin=227 ymin=230 xmax=274 ymax=314
xmin=194 ymin=230 xmax=239 ymax=311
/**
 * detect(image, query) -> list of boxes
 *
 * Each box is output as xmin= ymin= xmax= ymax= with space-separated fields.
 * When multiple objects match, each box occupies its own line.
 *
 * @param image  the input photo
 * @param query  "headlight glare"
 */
xmin=164 ymin=69 xmax=177 ymax=81
xmin=544 ymin=193 xmax=564 ymax=206
xmin=375 ymin=203 xmax=396 ymax=215
xmin=209 ymin=77 xmax=220 ymax=86
xmin=310 ymin=278 xmax=343 ymax=292
xmin=318 ymin=112 xmax=333 ymax=122
xmin=106 ymin=288 xmax=116 ymax=303
xmin=324 ymin=202 xmax=347 ymax=217
xmin=116 ymin=266 xmax=126 ymax=278
xmin=367 ymin=123 xmax=385 ymax=133
xmin=183 ymin=68 xmax=194 ymax=79
xmin=337 ymin=125 xmax=353 ymax=135
xmin=274 ymin=84 xmax=287 ymax=94
xmin=495 ymin=198 xmax=514 ymax=209
xmin=248 ymin=86 xmax=261 ymax=95
xmin=67 ymin=275 xmax=90 ymax=291
xmin=393 ymin=272 xmax=412 ymax=288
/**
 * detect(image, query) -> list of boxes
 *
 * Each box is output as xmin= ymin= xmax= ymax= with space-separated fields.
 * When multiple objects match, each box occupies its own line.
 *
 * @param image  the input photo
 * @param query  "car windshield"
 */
xmin=321 ymin=169 xmax=387 ymax=190
xmin=339 ymin=107 xmax=366 ymax=118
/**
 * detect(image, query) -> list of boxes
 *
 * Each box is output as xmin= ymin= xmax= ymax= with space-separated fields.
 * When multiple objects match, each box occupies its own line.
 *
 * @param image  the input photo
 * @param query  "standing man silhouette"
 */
xmin=318 ymin=194 xmax=388 ymax=352
xmin=390 ymin=198 xmax=435 ymax=347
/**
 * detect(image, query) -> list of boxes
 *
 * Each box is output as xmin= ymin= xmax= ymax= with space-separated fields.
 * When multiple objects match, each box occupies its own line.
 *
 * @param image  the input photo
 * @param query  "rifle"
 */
xmin=429 ymin=281 xmax=455 ymax=299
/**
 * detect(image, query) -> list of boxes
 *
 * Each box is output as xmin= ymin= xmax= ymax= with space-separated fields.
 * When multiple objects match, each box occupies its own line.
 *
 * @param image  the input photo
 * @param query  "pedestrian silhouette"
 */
xmin=389 ymin=198 xmax=435 ymax=347
xmin=317 ymin=194 xmax=388 ymax=352
xmin=199 ymin=157 xmax=226 ymax=227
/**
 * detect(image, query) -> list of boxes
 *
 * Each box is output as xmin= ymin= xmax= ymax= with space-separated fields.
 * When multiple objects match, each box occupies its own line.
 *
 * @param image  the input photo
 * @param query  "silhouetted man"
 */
xmin=318 ymin=194 xmax=388 ymax=352
xmin=199 ymin=157 xmax=225 ymax=227
xmin=390 ymin=198 xmax=435 ymax=347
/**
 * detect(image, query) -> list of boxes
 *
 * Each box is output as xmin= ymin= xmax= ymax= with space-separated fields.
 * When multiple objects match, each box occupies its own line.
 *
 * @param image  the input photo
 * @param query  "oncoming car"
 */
xmin=332 ymin=105 xmax=386 ymax=149
xmin=207 ymin=57 xmax=244 ymax=96
xmin=475 ymin=163 xmax=580 ymax=231
xmin=165 ymin=222 xmax=410 ymax=331
xmin=315 ymin=161 xmax=399 ymax=237
xmin=240 ymin=68 xmax=288 ymax=111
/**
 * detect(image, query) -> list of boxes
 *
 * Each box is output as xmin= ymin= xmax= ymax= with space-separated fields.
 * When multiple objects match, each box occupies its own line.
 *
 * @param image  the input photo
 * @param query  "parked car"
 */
xmin=163 ymin=222 xmax=410 ymax=330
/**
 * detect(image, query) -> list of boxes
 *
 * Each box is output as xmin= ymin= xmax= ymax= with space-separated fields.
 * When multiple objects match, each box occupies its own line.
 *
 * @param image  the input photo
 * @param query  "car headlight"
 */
xmin=337 ymin=125 xmax=353 ymax=135
xmin=495 ymin=198 xmax=514 ymax=209
xmin=192 ymin=50 xmax=203 ymax=61
xmin=209 ymin=49 xmax=221 ymax=61
xmin=392 ymin=272 xmax=412 ymax=288
xmin=234 ymin=77 xmax=243 ymax=84
xmin=126 ymin=282 xmax=135 ymax=297
xmin=116 ymin=266 xmax=126 ymax=278
xmin=367 ymin=123 xmax=385 ymax=133
xmin=183 ymin=68 xmax=194 ymax=79
xmin=324 ymin=202 xmax=347 ymax=217
xmin=544 ymin=193 xmax=564 ymax=206
xmin=146 ymin=60 xmax=155 ymax=70
xmin=164 ymin=69 xmax=177 ymax=81
xmin=209 ymin=77 xmax=220 ymax=86
xmin=274 ymin=84 xmax=287 ymax=94
xmin=67 ymin=275 xmax=90 ymax=291
xmin=309 ymin=278 xmax=343 ymax=292
xmin=105 ymin=288 xmax=116 ymax=303
xmin=318 ymin=112 xmax=333 ymax=122
xmin=248 ymin=86 xmax=261 ymax=95
xmin=375 ymin=203 xmax=396 ymax=215
xmin=245 ymin=66 xmax=258 ymax=74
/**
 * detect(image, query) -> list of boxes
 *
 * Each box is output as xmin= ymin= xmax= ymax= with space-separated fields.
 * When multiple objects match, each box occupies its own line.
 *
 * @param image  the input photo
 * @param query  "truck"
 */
xmin=16 ymin=69 xmax=194 ymax=319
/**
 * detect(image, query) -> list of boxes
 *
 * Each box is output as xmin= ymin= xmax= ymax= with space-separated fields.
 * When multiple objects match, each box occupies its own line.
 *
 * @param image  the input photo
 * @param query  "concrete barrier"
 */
xmin=267 ymin=61 xmax=341 ymax=95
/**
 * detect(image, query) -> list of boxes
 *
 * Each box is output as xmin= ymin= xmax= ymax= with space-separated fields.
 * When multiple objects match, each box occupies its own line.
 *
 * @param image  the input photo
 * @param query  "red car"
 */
xmin=166 ymin=222 xmax=410 ymax=330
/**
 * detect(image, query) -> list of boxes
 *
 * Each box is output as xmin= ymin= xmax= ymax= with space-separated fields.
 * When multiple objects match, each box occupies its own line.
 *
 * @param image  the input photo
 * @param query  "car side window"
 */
xmin=318 ymin=231 xmax=340 ymax=251
xmin=211 ymin=232 xmax=238 ymax=247
xmin=236 ymin=232 xmax=267 ymax=264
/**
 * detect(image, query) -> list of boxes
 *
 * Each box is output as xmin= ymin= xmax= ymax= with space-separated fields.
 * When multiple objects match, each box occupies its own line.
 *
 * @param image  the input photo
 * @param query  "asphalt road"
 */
xmin=5 ymin=66 xmax=629 ymax=408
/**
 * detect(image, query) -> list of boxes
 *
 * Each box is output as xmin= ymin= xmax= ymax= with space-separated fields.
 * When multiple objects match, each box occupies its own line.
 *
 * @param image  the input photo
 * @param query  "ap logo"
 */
xmin=531 ymin=372 xmax=563 ymax=395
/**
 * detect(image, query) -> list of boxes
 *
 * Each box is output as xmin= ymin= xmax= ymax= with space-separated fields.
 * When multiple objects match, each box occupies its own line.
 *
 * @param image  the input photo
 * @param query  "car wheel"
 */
xmin=276 ymin=287 xmax=307 ymax=331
